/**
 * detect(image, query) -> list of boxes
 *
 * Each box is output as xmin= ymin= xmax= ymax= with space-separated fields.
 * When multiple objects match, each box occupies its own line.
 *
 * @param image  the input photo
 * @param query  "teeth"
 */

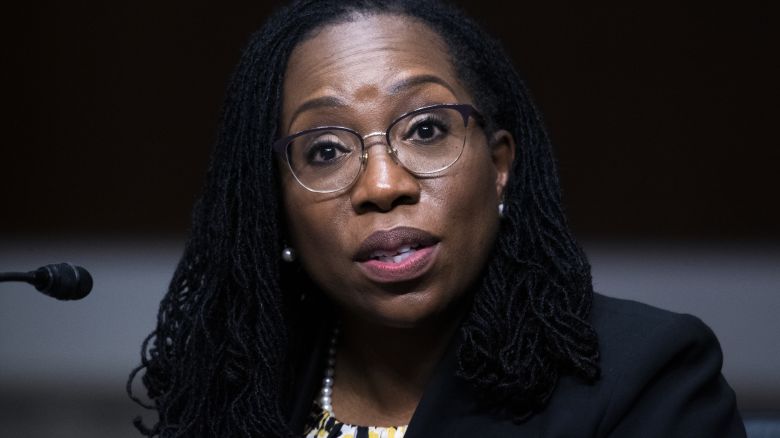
xmin=392 ymin=251 xmax=414 ymax=263
xmin=369 ymin=244 xmax=419 ymax=261
xmin=371 ymin=246 xmax=415 ymax=263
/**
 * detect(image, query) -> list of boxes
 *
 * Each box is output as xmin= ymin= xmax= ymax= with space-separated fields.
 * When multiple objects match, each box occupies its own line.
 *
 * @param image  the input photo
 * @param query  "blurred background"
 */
xmin=1 ymin=1 xmax=778 ymax=437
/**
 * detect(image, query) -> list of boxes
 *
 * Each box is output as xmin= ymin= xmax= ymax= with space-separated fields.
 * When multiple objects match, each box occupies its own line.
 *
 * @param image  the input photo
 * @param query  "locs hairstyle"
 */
xmin=128 ymin=0 xmax=599 ymax=436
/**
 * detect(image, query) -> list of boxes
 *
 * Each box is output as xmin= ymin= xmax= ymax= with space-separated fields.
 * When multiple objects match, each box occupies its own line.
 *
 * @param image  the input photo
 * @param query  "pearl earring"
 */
xmin=498 ymin=202 xmax=506 ymax=218
xmin=281 ymin=246 xmax=296 ymax=262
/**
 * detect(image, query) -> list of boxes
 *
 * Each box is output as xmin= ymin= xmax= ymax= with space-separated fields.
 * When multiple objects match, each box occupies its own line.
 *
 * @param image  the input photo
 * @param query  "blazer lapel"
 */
xmin=404 ymin=335 xmax=479 ymax=437
xmin=405 ymin=335 xmax=540 ymax=437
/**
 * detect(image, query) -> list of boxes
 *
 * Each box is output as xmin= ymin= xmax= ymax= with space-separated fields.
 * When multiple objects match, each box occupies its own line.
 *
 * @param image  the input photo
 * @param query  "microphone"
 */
xmin=0 ymin=263 xmax=93 ymax=300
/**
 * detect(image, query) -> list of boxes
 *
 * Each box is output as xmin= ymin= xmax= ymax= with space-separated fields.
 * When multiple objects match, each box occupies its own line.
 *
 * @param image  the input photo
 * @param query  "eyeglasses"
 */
xmin=273 ymin=103 xmax=484 ymax=193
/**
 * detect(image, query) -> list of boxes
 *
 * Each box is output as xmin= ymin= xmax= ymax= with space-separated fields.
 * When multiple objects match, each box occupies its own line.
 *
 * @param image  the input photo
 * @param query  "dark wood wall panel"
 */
xmin=4 ymin=2 xmax=777 ymax=238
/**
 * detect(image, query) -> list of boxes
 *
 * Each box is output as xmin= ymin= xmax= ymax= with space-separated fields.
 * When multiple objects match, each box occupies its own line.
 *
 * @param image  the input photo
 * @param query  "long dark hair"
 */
xmin=129 ymin=0 xmax=599 ymax=436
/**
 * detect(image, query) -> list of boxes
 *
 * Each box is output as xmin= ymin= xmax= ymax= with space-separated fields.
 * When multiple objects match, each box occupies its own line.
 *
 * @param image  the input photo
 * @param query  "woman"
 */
xmin=129 ymin=1 xmax=745 ymax=436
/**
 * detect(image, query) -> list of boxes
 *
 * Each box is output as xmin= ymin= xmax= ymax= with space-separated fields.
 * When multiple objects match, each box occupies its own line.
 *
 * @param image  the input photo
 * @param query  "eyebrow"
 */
xmin=287 ymin=74 xmax=457 ymax=130
xmin=387 ymin=74 xmax=457 ymax=96
xmin=288 ymin=95 xmax=348 ymax=130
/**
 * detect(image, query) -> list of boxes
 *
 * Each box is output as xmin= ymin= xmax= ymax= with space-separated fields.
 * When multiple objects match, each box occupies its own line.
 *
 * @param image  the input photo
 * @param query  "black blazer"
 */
xmin=289 ymin=293 xmax=746 ymax=437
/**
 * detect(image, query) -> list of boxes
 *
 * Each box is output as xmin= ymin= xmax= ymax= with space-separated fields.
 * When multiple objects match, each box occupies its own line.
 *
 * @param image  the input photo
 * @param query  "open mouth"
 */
xmin=354 ymin=227 xmax=440 ymax=283
xmin=354 ymin=227 xmax=439 ymax=262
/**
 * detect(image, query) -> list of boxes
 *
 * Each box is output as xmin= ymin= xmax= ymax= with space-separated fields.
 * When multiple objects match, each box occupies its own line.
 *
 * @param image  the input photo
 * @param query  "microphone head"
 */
xmin=35 ymin=263 xmax=93 ymax=300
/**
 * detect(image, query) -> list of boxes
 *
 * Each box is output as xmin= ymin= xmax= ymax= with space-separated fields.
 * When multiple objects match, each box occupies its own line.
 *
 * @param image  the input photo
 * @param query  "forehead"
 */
xmin=281 ymin=14 xmax=469 ymax=128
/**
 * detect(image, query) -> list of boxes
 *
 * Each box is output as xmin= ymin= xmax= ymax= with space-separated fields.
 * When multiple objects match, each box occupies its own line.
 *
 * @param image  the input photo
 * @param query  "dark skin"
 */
xmin=280 ymin=14 xmax=515 ymax=426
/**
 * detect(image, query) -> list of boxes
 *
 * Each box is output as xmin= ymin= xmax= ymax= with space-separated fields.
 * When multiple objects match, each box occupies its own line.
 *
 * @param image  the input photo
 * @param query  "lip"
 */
xmin=354 ymin=226 xmax=440 ymax=283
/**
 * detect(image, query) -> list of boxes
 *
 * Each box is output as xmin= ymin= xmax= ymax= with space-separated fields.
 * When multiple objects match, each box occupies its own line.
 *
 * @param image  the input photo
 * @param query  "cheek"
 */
xmin=282 ymin=189 xmax=353 ymax=286
xmin=454 ymin=153 xmax=501 ymax=236
xmin=426 ymin=146 xmax=501 ymax=270
xmin=431 ymin=146 xmax=499 ymax=217
xmin=293 ymin=204 xmax=351 ymax=248
xmin=281 ymin=166 xmax=342 ymax=247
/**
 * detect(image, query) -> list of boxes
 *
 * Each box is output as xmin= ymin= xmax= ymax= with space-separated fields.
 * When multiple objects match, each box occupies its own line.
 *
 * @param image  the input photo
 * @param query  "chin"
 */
xmin=360 ymin=292 xmax=463 ymax=330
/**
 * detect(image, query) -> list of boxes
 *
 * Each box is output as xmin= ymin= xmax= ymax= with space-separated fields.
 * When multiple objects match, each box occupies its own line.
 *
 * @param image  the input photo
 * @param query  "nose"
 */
xmin=350 ymin=136 xmax=421 ymax=214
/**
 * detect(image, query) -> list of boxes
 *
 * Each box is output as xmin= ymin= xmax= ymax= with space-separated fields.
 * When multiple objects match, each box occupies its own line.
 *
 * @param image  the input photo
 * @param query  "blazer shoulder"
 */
xmin=591 ymin=292 xmax=698 ymax=335
xmin=590 ymin=292 xmax=724 ymax=364
xmin=590 ymin=293 xmax=745 ymax=437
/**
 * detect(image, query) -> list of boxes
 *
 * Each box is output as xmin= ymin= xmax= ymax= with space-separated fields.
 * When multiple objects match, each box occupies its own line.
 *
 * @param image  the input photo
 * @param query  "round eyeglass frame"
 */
xmin=272 ymin=103 xmax=484 ymax=193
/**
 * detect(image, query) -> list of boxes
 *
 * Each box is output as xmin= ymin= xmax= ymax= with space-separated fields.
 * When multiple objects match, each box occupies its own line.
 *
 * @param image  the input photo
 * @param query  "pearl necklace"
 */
xmin=318 ymin=327 xmax=339 ymax=416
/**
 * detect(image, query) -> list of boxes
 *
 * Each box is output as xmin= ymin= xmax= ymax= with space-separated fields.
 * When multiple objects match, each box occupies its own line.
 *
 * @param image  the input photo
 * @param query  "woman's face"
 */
xmin=280 ymin=14 xmax=514 ymax=328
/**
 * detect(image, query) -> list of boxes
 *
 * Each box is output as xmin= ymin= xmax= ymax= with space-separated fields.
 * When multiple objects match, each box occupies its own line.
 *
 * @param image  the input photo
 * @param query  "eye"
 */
xmin=304 ymin=134 xmax=353 ymax=165
xmin=403 ymin=115 xmax=450 ymax=144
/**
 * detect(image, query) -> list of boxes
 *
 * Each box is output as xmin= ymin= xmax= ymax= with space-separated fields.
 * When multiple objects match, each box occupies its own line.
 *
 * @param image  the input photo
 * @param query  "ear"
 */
xmin=489 ymin=129 xmax=516 ymax=199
